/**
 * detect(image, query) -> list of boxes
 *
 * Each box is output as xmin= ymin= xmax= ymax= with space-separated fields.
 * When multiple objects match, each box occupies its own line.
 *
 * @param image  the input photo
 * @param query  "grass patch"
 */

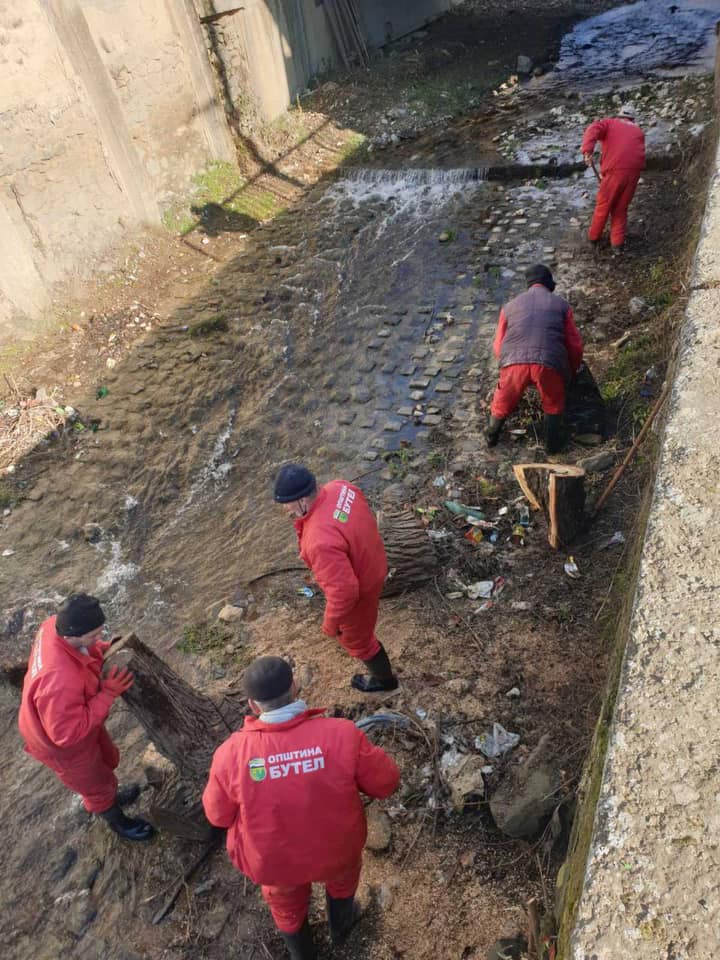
xmin=162 ymin=161 xmax=284 ymax=237
xmin=0 ymin=481 xmax=14 ymax=508
xmin=178 ymin=621 xmax=229 ymax=657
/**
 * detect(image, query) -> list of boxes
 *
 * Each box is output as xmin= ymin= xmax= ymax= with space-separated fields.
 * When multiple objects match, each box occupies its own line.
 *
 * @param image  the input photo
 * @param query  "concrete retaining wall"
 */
xmin=563 ymin=45 xmax=720 ymax=960
xmin=0 ymin=0 xmax=235 ymax=340
xmin=201 ymin=0 xmax=459 ymax=124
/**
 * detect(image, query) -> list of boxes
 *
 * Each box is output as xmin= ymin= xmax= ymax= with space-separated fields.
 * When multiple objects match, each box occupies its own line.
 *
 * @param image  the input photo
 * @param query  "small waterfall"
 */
xmin=345 ymin=167 xmax=488 ymax=185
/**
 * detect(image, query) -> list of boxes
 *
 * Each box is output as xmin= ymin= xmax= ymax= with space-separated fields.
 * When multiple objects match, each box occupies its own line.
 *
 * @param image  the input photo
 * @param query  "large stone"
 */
xmin=366 ymin=805 xmax=392 ymax=851
xmin=577 ymin=450 xmax=615 ymax=474
xmin=441 ymin=750 xmax=486 ymax=812
xmin=516 ymin=55 xmax=534 ymax=75
xmin=489 ymin=734 xmax=561 ymax=838
xmin=218 ymin=604 xmax=244 ymax=623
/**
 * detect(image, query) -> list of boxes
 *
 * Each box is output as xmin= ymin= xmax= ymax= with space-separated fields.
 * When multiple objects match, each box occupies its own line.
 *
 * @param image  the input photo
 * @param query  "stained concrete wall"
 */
xmin=200 ymin=0 xmax=459 ymax=124
xmin=0 ymin=0 xmax=235 ymax=340
xmin=566 ymin=54 xmax=720 ymax=960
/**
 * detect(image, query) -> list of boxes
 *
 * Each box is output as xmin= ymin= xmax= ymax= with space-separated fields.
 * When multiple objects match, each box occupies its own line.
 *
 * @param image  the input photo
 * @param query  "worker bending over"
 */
xmin=18 ymin=593 xmax=154 ymax=841
xmin=582 ymin=103 xmax=645 ymax=253
xmin=203 ymin=656 xmax=400 ymax=959
xmin=273 ymin=463 xmax=398 ymax=694
xmin=487 ymin=264 xmax=583 ymax=453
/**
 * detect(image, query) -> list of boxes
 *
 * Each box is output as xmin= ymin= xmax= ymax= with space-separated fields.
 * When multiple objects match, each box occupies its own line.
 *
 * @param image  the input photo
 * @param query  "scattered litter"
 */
xmin=446 ymin=591 xmax=464 ymax=600
xmin=297 ymin=586 xmax=315 ymax=599
xmin=464 ymin=528 xmax=484 ymax=545
xmin=564 ymin=556 xmax=581 ymax=579
xmin=607 ymin=531 xmax=626 ymax=547
xmin=474 ymin=601 xmax=493 ymax=613
xmin=482 ymin=765 xmax=494 ymax=776
xmin=511 ymin=601 xmax=531 ymax=611
xmin=475 ymin=722 xmax=521 ymax=758
xmin=96 ymin=386 xmax=109 ymax=399
xmin=509 ymin=428 xmax=527 ymax=436
xmin=432 ymin=475 xmax=447 ymax=487
xmin=415 ymin=707 xmax=428 ymax=720
xmin=356 ymin=713 xmax=410 ymax=733
xmin=506 ymin=687 xmax=521 ymax=699
xmin=497 ymin=506 xmax=508 ymax=516
xmin=444 ymin=500 xmax=485 ymax=520
xmin=428 ymin=529 xmax=450 ymax=541
xmin=510 ymin=524 xmax=526 ymax=546
xmin=1 ymin=548 xmax=14 ymax=557
xmin=466 ymin=580 xmax=495 ymax=601
xmin=518 ymin=506 xmax=530 ymax=527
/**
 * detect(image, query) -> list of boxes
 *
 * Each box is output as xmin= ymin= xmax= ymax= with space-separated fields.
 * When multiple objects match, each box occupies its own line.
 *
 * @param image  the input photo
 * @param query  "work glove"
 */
xmin=103 ymin=665 xmax=135 ymax=698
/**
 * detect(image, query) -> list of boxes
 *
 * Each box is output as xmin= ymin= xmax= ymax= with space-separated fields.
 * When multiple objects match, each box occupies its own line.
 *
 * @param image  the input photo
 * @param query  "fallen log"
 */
xmin=377 ymin=507 xmax=439 ymax=597
xmin=106 ymin=634 xmax=246 ymax=837
xmin=513 ymin=463 xmax=586 ymax=549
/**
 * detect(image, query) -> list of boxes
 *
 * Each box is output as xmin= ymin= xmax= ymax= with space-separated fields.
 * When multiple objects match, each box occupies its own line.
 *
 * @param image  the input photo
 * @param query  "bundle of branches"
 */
xmin=0 ymin=377 xmax=66 ymax=471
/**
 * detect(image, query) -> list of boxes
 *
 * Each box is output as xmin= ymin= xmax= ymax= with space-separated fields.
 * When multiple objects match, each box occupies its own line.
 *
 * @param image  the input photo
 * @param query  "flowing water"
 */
xmin=1 ymin=0 xmax=718 ymax=645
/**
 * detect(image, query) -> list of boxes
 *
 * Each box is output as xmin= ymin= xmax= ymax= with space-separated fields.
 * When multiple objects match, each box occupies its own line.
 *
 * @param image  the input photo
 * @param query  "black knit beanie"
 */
xmin=273 ymin=463 xmax=317 ymax=503
xmin=244 ymin=656 xmax=293 ymax=702
xmin=525 ymin=263 xmax=556 ymax=292
xmin=56 ymin=593 xmax=106 ymax=638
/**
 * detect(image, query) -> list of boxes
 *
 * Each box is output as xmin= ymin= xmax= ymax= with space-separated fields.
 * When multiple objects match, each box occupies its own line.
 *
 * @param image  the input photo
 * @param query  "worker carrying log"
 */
xmin=17 ymin=594 xmax=154 ymax=842
xmin=203 ymin=656 xmax=400 ymax=960
xmin=273 ymin=463 xmax=399 ymax=694
xmin=582 ymin=103 xmax=646 ymax=254
xmin=487 ymin=264 xmax=584 ymax=453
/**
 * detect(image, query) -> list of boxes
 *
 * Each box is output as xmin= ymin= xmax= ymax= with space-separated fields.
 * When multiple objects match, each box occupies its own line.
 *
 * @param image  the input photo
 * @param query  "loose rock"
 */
xmin=628 ymin=296 xmax=648 ymax=316
xmin=489 ymin=734 xmax=562 ymax=838
xmin=366 ymin=805 xmax=393 ymax=851
xmin=218 ymin=604 xmax=244 ymax=623
xmin=577 ymin=450 xmax=615 ymax=473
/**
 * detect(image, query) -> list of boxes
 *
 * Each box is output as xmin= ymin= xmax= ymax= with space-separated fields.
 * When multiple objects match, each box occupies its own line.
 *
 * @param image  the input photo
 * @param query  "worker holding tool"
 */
xmin=487 ymin=264 xmax=583 ymax=453
xmin=273 ymin=463 xmax=399 ymax=694
xmin=18 ymin=593 xmax=154 ymax=842
xmin=582 ymin=103 xmax=646 ymax=254
xmin=203 ymin=655 xmax=400 ymax=960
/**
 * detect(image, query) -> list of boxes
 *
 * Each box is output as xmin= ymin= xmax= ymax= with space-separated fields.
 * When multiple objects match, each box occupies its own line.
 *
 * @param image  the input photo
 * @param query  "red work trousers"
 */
xmin=42 ymin=726 xmax=119 ymax=813
xmin=336 ymin=585 xmax=384 ymax=662
xmin=491 ymin=364 xmax=565 ymax=418
xmin=588 ymin=168 xmax=641 ymax=248
xmin=261 ymin=858 xmax=362 ymax=933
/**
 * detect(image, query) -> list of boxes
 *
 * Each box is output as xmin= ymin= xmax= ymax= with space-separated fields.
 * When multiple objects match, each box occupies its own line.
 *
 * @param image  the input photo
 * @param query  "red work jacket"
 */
xmin=581 ymin=117 xmax=646 ymax=175
xmin=17 ymin=616 xmax=115 ymax=767
xmin=202 ymin=709 xmax=400 ymax=886
xmin=294 ymin=480 xmax=387 ymax=636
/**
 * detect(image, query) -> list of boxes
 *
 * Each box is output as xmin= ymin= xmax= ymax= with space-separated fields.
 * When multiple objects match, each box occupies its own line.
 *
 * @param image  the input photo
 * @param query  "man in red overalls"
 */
xmin=18 ymin=593 xmax=154 ymax=841
xmin=273 ymin=464 xmax=398 ymax=694
xmin=487 ymin=264 xmax=583 ymax=453
xmin=582 ymin=103 xmax=646 ymax=254
xmin=203 ymin=655 xmax=400 ymax=960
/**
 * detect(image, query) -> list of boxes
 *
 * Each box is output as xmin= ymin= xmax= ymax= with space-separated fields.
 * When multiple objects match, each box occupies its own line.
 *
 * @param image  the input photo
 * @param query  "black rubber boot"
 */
xmin=351 ymin=644 xmax=399 ymax=694
xmin=279 ymin=919 xmax=317 ymax=960
xmin=326 ymin=894 xmax=362 ymax=946
xmin=98 ymin=803 xmax=155 ymax=842
xmin=116 ymin=783 xmax=141 ymax=807
xmin=486 ymin=415 xmax=506 ymax=447
xmin=544 ymin=413 xmax=564 ymax=454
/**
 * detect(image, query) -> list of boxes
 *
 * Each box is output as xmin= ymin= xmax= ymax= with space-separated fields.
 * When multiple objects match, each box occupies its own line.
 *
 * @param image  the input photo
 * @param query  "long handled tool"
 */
xmin=592 ymin=384 xmax=669 ymax=518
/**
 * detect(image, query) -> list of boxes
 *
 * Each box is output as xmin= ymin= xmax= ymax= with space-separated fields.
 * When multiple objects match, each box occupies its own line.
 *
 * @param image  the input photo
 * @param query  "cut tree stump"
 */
xmin=513 ymin=463 xmax=586 ymax=549
xmin=377 ymin=507 xmax=438 ymax=597
xmin=106 ymin=633 xmax=246 ymax=838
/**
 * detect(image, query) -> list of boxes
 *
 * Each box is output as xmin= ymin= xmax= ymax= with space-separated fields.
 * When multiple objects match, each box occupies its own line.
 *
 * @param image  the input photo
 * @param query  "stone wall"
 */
xmin=0 ymin=0 xmax=235 ymax=340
